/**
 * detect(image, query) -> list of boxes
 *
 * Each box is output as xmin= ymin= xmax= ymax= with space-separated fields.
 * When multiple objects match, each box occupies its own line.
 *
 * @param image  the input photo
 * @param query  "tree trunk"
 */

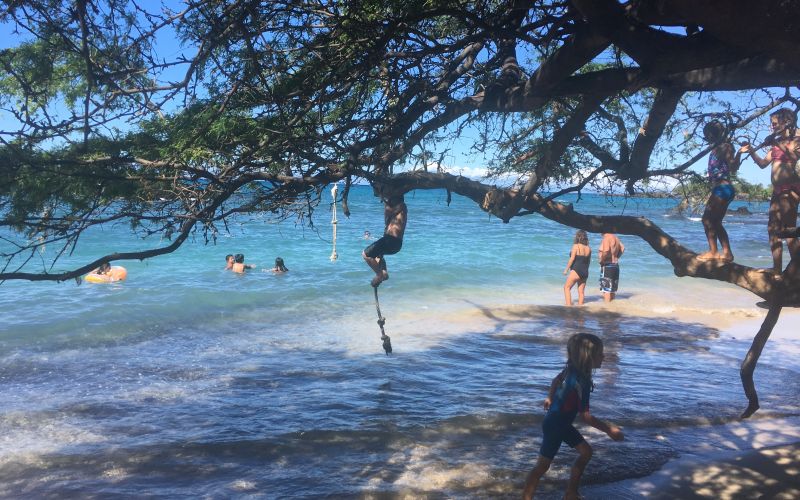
xmin=740 ymin=303 xmax=783 ymax=418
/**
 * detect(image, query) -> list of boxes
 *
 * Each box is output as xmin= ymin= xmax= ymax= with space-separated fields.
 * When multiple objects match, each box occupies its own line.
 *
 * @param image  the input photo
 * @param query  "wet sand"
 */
xmin=586 ymin=417 xmax=800 ymax=499
xmin=585 ymin=285 xmax=800 ymax=500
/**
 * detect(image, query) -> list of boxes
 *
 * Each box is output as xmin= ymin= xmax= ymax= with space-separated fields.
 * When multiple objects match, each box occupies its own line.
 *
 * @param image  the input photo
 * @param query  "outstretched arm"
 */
xmin=581 ymin=410 xmax=624 ymax=441
xmin=741 ymin=143 xmax=772 ymax=168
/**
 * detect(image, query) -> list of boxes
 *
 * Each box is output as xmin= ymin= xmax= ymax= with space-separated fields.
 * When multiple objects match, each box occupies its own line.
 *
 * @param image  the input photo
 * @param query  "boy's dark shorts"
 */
xmin=540 ymin=415 xmax=585 ymax=459
xmin=364 ymin=234 xmax=402 ymax=258
xmin=600 ymin=263 xmax=620 ymax=293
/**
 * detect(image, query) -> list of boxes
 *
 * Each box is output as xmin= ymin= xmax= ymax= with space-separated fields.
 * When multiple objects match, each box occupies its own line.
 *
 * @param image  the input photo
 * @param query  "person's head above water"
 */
xmin=274 ymin=257 xmax=288 ymax=272
xmin=573 ymin=229 xmax=589 ymax=246
xmin=234 ymin=254 xmax=245 ymax=264
xmin=97 ymin=262 xmax=112 ymax=274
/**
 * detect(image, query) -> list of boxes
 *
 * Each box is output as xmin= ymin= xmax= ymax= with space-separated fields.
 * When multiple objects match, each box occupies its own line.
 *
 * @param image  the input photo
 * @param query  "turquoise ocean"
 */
xmin=1 ymin=186 xmax=799 ymax=498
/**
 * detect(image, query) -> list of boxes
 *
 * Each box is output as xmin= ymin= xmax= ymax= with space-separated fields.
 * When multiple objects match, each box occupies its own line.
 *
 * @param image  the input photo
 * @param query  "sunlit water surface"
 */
xmin=1 ymin=188 xmax=798 ymax=498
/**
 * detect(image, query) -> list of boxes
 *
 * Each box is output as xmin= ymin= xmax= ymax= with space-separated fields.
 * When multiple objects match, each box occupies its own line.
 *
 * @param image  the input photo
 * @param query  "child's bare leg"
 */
xmin=564 ymin=442 xmax=592 ymax=500
xmin=782 ymin=193 xmax=799 ymax=262
xmin=522 ymin=455 xmax=551 ymax=500
xmin=717 ymin=223 xmax=734 ymax=261
xmin=770 ymin=234 xmax=783 ymax=273
xmin=700 ymin=200 xmax=720 ymax=259
xmin=768 ymin=199 xmax=783 ymax=272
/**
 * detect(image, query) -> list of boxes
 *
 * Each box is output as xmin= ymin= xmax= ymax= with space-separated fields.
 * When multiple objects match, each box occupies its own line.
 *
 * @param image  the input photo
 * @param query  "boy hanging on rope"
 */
xmin=363 ymin=192 xmax=407 ymax=287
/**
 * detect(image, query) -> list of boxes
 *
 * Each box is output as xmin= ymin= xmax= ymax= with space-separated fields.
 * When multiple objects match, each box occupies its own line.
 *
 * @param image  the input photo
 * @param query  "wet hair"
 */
xmin=574 ymin=230 xmax=589 ymax=246
xmin=771 ymin=108 xmax=797 ymax=130
xmin=566 ymin=333 xmax=603 ymax=382
xmin=98 ymin=262 xmax=112 ymax=274
xmin=702 ymin=120 xmax=726 ymax=143
xmin=274 ymin=257 xmax=288 ymax=272
xmin=225 ymin=254 xmax=233 ymax=262
xmin=234 ymin=254 xmax=244 ymax=264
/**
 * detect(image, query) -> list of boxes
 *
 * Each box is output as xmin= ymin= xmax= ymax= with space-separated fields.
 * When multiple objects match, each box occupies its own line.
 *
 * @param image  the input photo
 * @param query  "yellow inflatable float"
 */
xmin=85 ymin=266 xmax=127 ymax=284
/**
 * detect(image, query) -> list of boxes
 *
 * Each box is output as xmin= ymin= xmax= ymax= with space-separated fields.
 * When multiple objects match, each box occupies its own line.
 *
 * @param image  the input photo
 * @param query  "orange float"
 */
xmin=85 ymin=266 xmax=127 ymax=284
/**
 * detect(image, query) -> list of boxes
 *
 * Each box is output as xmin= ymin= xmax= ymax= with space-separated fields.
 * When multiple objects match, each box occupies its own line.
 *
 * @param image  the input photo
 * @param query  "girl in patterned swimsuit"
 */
xmin=522 ymin=333 xmax=624 ymax=500
xmin=741 ymin=108 xmax=800 ymax=272
xmin=563 ymin=230 xmax=591 ymax=306
xmin=698 ymin=121 xmax=741 ymax=262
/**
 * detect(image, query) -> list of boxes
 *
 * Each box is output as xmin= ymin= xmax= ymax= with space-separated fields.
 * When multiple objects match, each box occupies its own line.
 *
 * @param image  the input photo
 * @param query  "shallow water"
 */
xmin=1 ymin=187 xmax=798 ymax=497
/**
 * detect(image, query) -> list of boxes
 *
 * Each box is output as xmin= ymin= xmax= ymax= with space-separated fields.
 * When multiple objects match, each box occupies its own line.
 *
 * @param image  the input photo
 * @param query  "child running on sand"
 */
xmin=698 ymin=120 xmax=742 ymax=262
xmin=523 ymin=333 xmax=624 ymax=500
xmin=740 ymin=108 xmax=800 ymax=272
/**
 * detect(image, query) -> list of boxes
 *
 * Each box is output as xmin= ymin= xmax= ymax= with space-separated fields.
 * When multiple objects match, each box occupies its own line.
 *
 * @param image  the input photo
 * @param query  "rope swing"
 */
xmin=330 ymin=183 xmax=338 ymax=261
xmin=373 ymin=286 xmax=392 ymax=355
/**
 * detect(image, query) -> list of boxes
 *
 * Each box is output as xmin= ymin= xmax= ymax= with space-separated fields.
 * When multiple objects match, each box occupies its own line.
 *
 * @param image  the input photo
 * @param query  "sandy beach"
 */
xmin=586 ymin=418 xmax=800 ymax=499
xmin=427 ymin=278 xmax=800 ymax=498
xmin=584 ymin=287 xmax=800 ymax=499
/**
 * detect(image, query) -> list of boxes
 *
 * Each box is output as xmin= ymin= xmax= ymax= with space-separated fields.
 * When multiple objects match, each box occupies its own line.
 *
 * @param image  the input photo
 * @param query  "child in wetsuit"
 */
xmin=698 ymin=120 xmax=742 ymax=262
xmin=522 ymin=333 xmax=624 ymax=500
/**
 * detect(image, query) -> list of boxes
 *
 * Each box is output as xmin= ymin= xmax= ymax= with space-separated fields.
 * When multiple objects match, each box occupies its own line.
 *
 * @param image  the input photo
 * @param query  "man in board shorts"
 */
xmin=363 ymin=193 xmax=407 ymax=287
xmin=598 ymin=233 xmax=625 ymax=302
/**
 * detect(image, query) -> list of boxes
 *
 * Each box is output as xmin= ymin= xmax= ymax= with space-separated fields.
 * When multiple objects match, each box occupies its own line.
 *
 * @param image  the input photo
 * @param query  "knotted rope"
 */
xmin=330 ymin=184 xmax=338 ymax=261
xmin=373 ymin=286 xmax=392 ymax=355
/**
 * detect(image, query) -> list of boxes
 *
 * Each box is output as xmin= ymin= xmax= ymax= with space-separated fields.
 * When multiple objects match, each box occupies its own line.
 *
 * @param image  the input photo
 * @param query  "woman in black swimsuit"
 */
xmin=563 ymin=230 xmax=591 ymax=306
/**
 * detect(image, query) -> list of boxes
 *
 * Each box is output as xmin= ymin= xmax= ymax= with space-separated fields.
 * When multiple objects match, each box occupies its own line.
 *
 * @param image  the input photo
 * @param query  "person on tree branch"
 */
xmin=698 ymin=120 xmax=742 ymax=262
xmin=741 ymin=108 xmax=800 ymax=273
xmin=363 ymin=193 xmax=407 ymax=287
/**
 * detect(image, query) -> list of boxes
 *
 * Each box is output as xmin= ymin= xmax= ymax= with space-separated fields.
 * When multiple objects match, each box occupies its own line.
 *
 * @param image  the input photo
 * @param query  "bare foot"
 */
xmin=719 ymin=253 xmax=734 ymax=262
xmin=696 ymin=251 xmax=719 ymax=261
xmin=371 ymin=271 xmax=388 ymax=287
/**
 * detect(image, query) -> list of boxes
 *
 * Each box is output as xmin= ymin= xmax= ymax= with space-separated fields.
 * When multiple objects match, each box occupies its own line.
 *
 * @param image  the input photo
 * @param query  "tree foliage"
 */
xmin=2 ymin=0 xmax=800 ymax=416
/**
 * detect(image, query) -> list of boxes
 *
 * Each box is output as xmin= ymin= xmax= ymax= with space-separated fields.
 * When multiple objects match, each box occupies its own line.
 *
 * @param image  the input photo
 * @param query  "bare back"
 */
xmin=599 ymin=233 xmax=624 ymax=265
xmin=384 ymin=199 xmax=407 ymax=239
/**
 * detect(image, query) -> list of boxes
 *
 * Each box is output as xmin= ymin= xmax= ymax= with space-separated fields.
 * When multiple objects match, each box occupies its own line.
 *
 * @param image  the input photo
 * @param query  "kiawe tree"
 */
xmin=1 ymin=0 xmax=799 ymax=417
